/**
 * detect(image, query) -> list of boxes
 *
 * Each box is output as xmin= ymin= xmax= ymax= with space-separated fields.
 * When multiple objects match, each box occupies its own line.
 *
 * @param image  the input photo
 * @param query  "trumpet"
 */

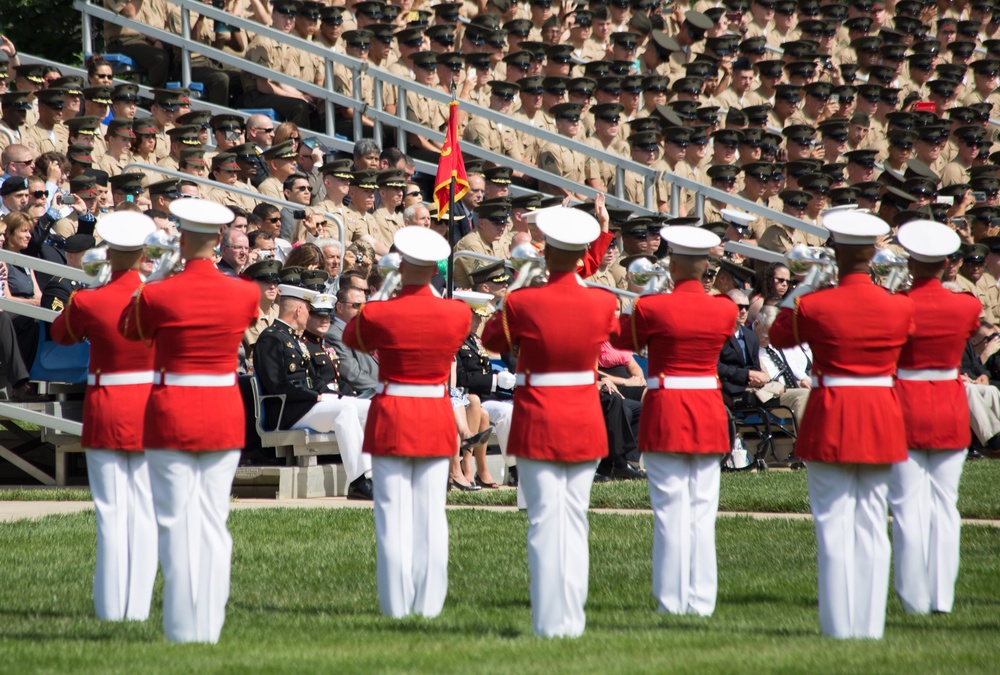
xmin=143 ymin=230 xmax=182 ymax=282
xmin=870 ymin=248 xmax=910 ymax=293
xmin=506 ymin=243 xmax=546 ymax=292
xmin=81 ymin=248 xmax=111 ymax=288
xmin=627 ymin=257 xmax=671 ymax=295
xmin=370 ymin=252 xmax=402 ymax=302
xmin=785 ymin=244 xmax=838 ymax=288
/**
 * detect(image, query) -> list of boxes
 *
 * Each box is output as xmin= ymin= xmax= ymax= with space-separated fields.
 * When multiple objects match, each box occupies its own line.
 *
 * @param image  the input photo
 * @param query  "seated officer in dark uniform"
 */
xmin=253 ymin=283 xmax=373 ymax=499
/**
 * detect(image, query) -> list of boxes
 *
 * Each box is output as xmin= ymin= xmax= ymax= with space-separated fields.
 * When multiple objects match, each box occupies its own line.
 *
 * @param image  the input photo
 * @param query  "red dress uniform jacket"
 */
xmin=770 ymin=273 xmax=916 ymax=464
xmin=613 ymin=279 xmax=736 ymax=454
xmin=579 ymin=231 xmax=613 ymax=278
xmin=343 ymin=284 xmax=470 ymax=458
xmin=481 ymin=271 xmax=620 ymax=462
xmin=50 ymin=270 xmax=152 ymax=451
xmin=118 ymin=259 xmax=259 ymax=451
xmin=897 ymin=278 xmax=981 ymax=450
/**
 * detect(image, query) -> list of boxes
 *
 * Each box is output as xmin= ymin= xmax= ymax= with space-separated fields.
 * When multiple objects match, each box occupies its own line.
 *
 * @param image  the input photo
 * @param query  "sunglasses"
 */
xmin=31 ymin=190 xmax=49 ymax=198
xmin=735 ymin=303 xmax=750 ymax=310
xmin=266 ymin=216 xmax=281 ymax=223
xmin=406 ymin=190 xmax=421 ymax=197
xmin=702 ymin=270 xmax=718 ymax=279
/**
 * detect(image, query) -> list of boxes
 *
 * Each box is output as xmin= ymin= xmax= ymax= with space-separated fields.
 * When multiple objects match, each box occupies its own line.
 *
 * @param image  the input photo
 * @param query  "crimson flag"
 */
xmin=433 ymin=100 xmax=470 ymax=218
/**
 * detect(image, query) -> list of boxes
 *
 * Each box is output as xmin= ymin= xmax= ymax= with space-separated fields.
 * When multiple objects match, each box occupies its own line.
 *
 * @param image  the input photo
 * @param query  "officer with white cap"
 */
xmin=481 ymin=208 xmax=620 ymax=638
xmin=615 ymin=225 xmax=738 ymax=617
xmin=770 ymin=210 xmax=916 ymax=639
xmin=890 ymin=220 xmax=981 ymax=615
xmin=342 ymin=227 xmax=472 ymax=619
xmin=51 ymin=212 xmax=159 ymax=622
xmin=120 ymin=199 xmax=260 ymax=643
xmin=253 ymin=282 xmax=374 ymax=499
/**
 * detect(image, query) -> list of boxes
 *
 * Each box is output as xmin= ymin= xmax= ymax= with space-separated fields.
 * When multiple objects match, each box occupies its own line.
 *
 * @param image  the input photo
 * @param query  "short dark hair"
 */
xmin=248 ymin=229 xmax=274 ymax=247
xmin=282 ymin=173 xmax=309 ymax=191
xmin=252 ymin=203 xmax=279 ymax=219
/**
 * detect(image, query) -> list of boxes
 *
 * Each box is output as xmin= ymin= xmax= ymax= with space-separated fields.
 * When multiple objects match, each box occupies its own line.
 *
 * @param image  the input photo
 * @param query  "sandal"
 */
xmin=475 ymin=474 xmax=499 ymax=489
xmin=449 ymin=477 xmax=482 ymax=492
xmin=460 ymin=424 xmax=495 ymax=451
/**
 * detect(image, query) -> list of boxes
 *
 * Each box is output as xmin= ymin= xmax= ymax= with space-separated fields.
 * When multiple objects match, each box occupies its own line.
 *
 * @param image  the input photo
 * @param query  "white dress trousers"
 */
xmin=806 ymin=461 xmax=892 ymax=639
xmin=888 ymin=448 xmax=967 ymax=614
xmin=481 ymin=399 xmax=515 ymax=467
xmin=371 ymin=455 xmax=450 ymax=619
xmin=85 ymin=449 xmax=158 ymax=621
xmin=644 ymin=452 xmax=723 ymax=617
xmin=293 ymin=394 xmax=372 ymax=482
xmin=518 ymin=458 xmax=597 ymax=638
xmin=146 ymin=448 xmax=241 ymax=643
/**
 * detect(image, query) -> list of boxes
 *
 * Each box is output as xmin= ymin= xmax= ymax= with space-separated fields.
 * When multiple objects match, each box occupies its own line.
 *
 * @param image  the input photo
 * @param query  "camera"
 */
xmin=257 ymin=249 xmax=274 ymax=260
xmin=973 ymin=191 xmax=988 ymax=203
xmin=211 ymin=0 xmax=224 ymax=8
xmin=293 ymin=209 xmax=307 ymax=219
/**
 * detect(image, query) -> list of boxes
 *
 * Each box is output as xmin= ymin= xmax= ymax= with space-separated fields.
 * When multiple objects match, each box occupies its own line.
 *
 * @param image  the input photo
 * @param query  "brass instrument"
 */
xmin=81 ymin=248 xmax=111 ymax=288
xmin=870 ymin=248 xmax=910 ymax=293
xmin=370 ymin=252 xmax=402 ymax=301
xmin=627 ymin=257 xmax=671 ymax=295
xmin=143 ymin=230 xmax=182 ymax=282
xmin=506 ymin=243 xmax=546 ymax=292
xmin=785 ymin=244 xmax=838 ymax=288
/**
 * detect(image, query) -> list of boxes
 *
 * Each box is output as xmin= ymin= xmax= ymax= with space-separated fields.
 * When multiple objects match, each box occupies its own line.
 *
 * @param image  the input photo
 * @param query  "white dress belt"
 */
xmin=86 ymin=370 xmax=155 ymax=386
xmin=896 ymin=368 xmax=959 ymax=381
xmin=153 ymin=372 xmax=237 ymax=387
xmin=375 ymin=382 xmax=448 ymax=397
xmin=514 ymin=371 xmax=596 ymax=387
xmin=811 ymin=375 xmax=894 ymax=388
xmin=646 ymin=375 xmax=719 ymax=390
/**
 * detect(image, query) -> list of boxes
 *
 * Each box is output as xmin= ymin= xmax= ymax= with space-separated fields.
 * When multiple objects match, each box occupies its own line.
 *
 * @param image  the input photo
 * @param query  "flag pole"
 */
xmin=446 ymin=80 xmax=457 ymax=299
xmin=447 ymin=173 xmax=456 ymax=299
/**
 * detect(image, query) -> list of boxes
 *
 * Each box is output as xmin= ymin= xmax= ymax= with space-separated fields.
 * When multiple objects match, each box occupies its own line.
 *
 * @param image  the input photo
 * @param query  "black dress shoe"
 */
xmin=610 ymin=462 xmax=647 ymax=480
xmin=461 ymin=425 xmax=495 ymax=451
xmin=967 ymin=449 xmax=985 ymax=461
xmin=592 ymin=471 xmax=613 ymax=483
xmin=347 ymin=476 xmax=374 ymax=500
xmin=504 ymin=465 xmax=519 ymax=487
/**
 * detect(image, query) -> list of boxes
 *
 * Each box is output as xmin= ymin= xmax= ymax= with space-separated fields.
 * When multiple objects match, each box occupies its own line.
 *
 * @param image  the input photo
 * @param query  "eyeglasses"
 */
xmin=340 ymin=301 xmax=365 ymax=309
xmin=31 ymin=190 xmax=48 ymax=198
xmin=294 ymin=185 xmax=311 ymax=191
xmin=11 ymin=159 xmax=33 ymax=165
xmin=406 ymin=190 xmax=422 ymax=197
xmin=289 ymin=136 xmax=301 ymax=142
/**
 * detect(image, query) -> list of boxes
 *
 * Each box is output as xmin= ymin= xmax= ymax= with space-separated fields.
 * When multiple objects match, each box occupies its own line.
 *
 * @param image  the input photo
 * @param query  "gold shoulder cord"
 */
xmin=354 ymin=307 xmax=368 ymax=353
xmin=792 ymin=296 xmax=802 ymax=345
xmin=63 ymin=291 xmax=80 ymax=343
xmin=501 ymin=299 xmax=513 ymax=353
xmin=132 ymin=284 xmax=153 ymax=349
xmin=630 ymin=298 xmax=641 ymax=355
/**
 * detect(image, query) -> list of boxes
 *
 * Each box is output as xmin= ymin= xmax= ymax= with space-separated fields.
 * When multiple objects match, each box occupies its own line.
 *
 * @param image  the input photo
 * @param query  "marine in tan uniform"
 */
xmin=462 ymin=80 xmax=525 ymax=162
xmin=23 ymin=89 xmax=69 ymax=155
xmin=371 ymin=169 xmax=407 ymax=250
xmin=614 ymin=130 xmax=670 ymax=212
xmin=334 ymin=30 xmax=377 ymax=132
xmin=453 ymin=200 xmax=513 ymax=289
xmin=405 ymin=50 xmax=450 ymax=157
xmin=758 ymin=190 xmax=817 ymax=253
xmin=537 ymin=102 xmax=589 ymax=201
xmin=257 ymin=141 xmax=299 ymax=201
xmin=583 ymin=103 xmax=630 ymax=191
xmin=206 ymin=153 xmax=259 ymax=213
xmin=95 ymin=119 xmax=136 ymax=177
xmin=343 ymin=169 xmax=390 ymax=257
xmin=0 ymin=91 xmax=38 ymax=154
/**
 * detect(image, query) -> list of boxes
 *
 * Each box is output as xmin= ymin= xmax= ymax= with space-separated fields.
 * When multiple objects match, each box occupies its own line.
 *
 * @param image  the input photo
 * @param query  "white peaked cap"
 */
xmin=534 ymin=207 xmax=600 ymax=251
xmin=278 ymin=284 xmax=315 ymax=301
xmin=897 ymin=220 xmax=961 ymax=263
xmin=394 ymin=226 xmax=451 ymax=266
xmin=169 ymin=198 xmax=234 ymax=233
xmin=664 ymin=224 xmax=721 ymax=255
xmin=96 ymin=212 xmax=156 ymax=251
xmin=454 ymin=290 xmax=494 ymax=310
xmin=821 ymin=209 xmax=889 ymax=245
xmin=720 ymin=208 xmax=756 ymax=228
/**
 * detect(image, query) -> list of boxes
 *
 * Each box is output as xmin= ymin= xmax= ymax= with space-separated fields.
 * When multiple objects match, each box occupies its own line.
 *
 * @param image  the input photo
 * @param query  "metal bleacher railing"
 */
xmin=72 ymin=0 xmax=827 ymax=254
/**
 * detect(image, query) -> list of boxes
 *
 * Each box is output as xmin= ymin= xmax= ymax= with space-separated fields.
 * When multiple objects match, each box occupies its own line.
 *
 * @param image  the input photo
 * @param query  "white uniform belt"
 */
xmin=646 ymin=375 xmax=719 ymax=390
xmin=153 ymin=372 xmax=236 ymax=387
xmin=811 ymin=375 xmax=894 ymax=388
xmin=896 ymin=368 xmax=958 ymax=381
xmin=86 ymin=370 xmax=154 ymax=386
xmin=514 ymin=371 xmax=596 ymax=387
xmin=375 ymin=382 xmax=447 ymax=397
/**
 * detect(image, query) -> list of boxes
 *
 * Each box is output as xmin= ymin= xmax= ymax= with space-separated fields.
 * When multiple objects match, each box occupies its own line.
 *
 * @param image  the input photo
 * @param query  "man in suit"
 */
xmin=717 ymin=288 xmax=768 ymax=403
xmin=328 ymin=284 xmax=378 ymax=395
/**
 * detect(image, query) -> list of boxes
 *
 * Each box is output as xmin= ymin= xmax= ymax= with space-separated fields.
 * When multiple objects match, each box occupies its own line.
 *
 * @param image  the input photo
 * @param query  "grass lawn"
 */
xmin=448 ymin=459 xmax=1000 ymax=519
xmin=0 ymin=508 xmax=998 ymax=673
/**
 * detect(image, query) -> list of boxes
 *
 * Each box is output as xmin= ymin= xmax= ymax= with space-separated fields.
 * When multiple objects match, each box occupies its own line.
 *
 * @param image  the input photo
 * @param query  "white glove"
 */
xmin=496 ymin=371 xmax=516 ymax=390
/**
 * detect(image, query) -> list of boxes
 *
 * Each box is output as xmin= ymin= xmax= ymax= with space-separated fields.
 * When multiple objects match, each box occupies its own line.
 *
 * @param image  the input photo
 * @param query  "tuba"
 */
xmin=785 ymin=244 xmax=837 ymax=288
xmin=370 ymin=252 xmax=402 ymax=301
xmin=143 ymin=230 xmax=182 ymax=282
xmin=627 ymin=257 xmax=671 ymax=295
xmin=870 ymin=248 xmax=910 ymax=292
xmin=506 ymin=243 xmax=547 ymax=292
xmin=81 ymin=248 xmax=111 ymax=288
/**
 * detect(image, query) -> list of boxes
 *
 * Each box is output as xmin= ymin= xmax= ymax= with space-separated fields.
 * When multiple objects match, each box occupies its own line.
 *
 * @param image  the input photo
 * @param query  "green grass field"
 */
xmin=1 ymin=507 xmax=999 ymax=674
